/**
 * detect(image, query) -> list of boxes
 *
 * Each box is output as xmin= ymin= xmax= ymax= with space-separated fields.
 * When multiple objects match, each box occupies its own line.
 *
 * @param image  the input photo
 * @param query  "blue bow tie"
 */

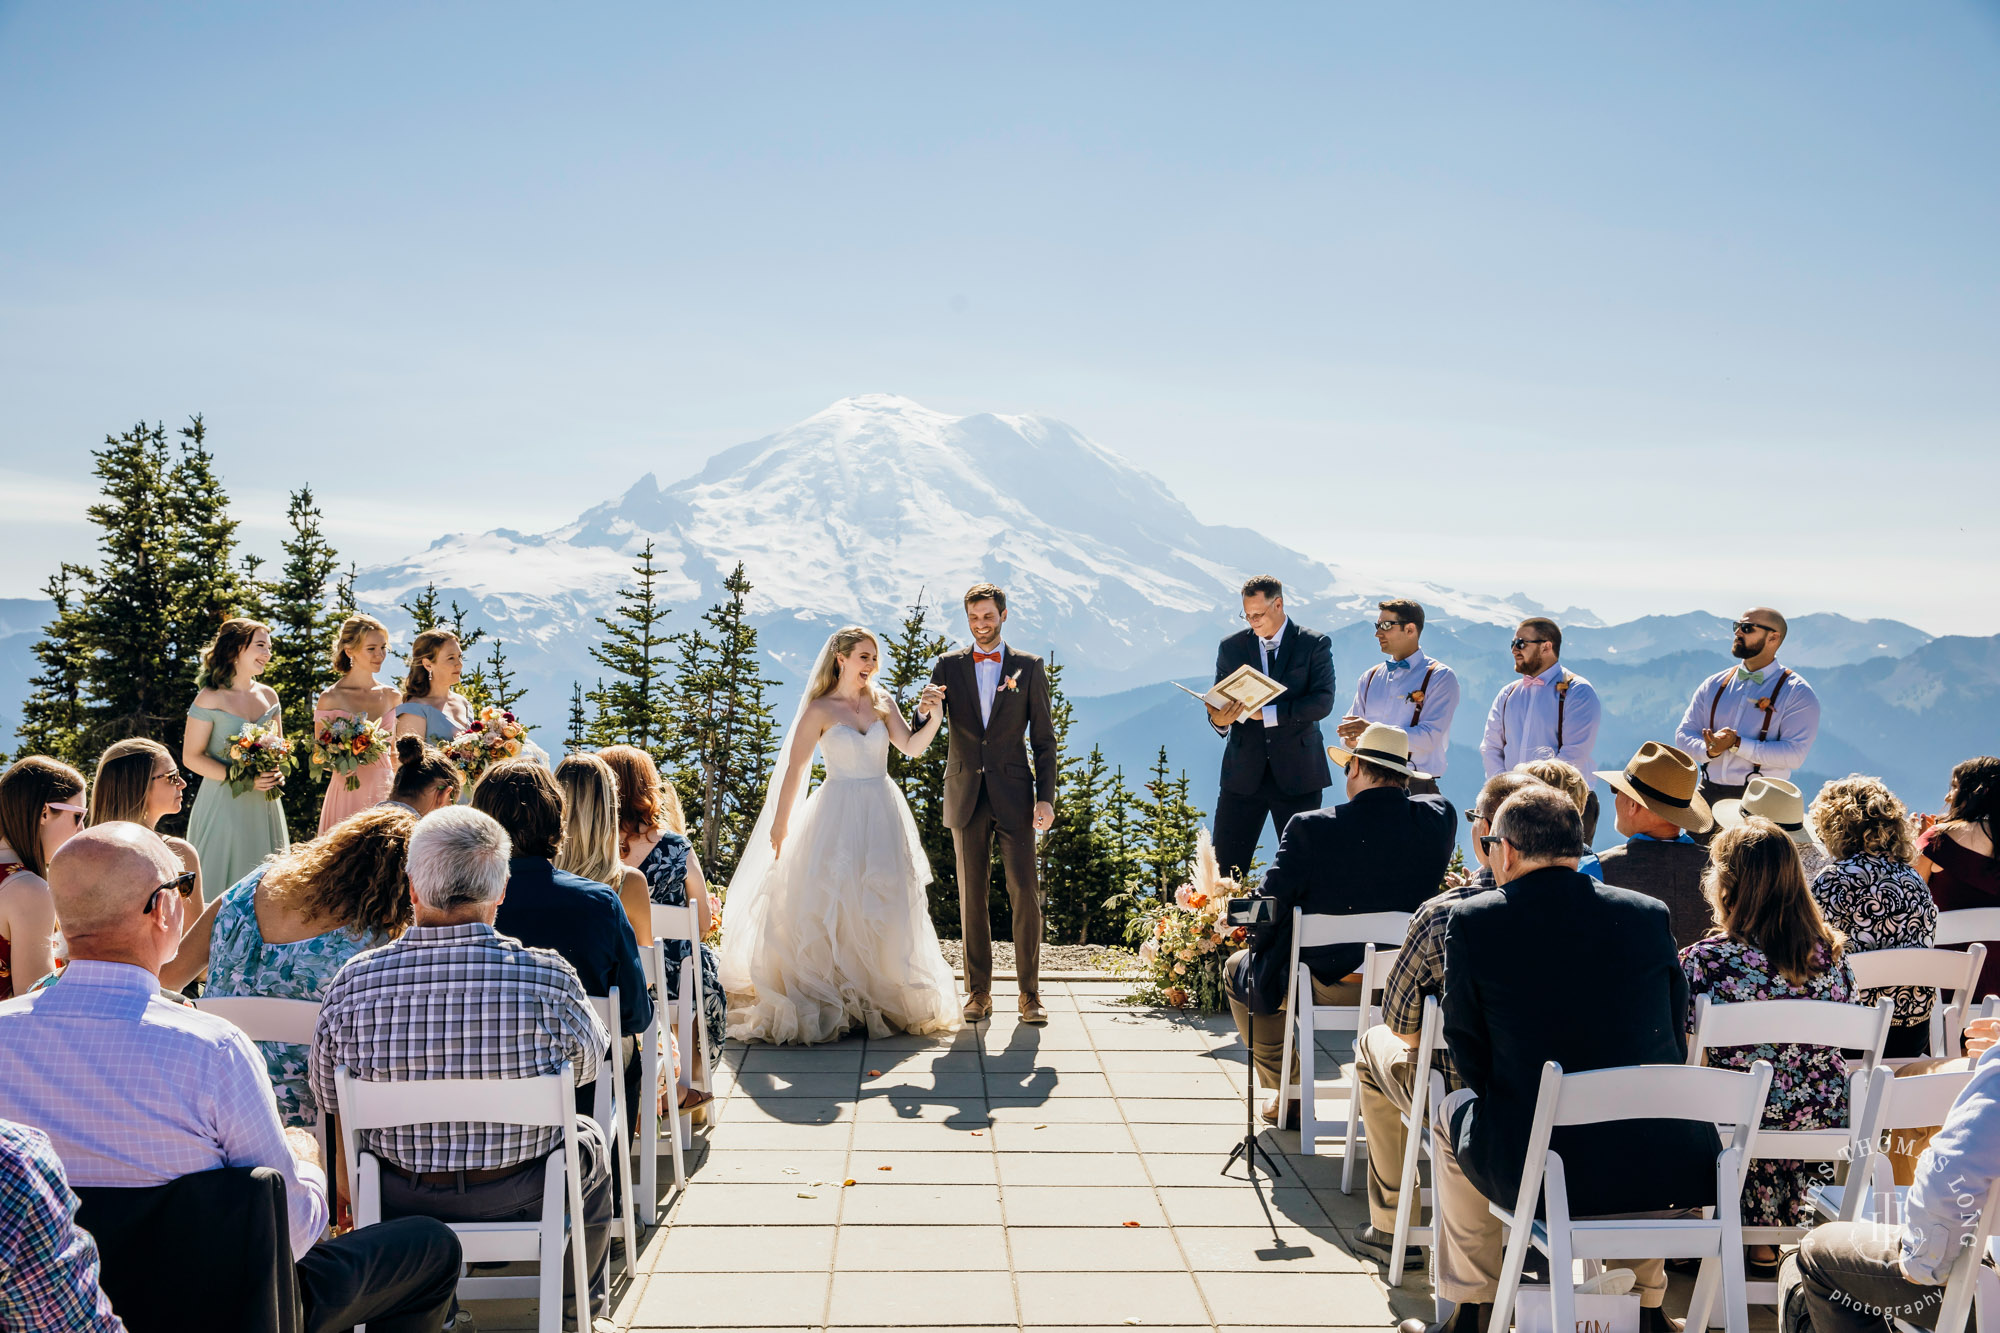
xmin=1385 ymin=658 xmax=1414 ymax=675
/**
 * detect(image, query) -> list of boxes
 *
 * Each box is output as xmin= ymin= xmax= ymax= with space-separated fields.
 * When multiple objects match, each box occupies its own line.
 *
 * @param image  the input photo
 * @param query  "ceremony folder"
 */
xmin=1173 ymin=665 xmax=1286 ymax=714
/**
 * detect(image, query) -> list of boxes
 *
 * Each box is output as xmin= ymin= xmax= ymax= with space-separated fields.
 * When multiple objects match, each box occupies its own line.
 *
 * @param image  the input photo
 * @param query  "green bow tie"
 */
xmin=1737 ymin=667 xmax=1765 ymax=685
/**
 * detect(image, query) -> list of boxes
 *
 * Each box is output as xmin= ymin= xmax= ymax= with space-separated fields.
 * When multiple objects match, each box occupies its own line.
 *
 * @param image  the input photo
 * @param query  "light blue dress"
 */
xmin=204 ymin=866 xmax=391 ymax=1128
xmin=394 ymin=699 xmax=471 ymax=802
xmin=185 ymin=701 xmax=290 ymax=903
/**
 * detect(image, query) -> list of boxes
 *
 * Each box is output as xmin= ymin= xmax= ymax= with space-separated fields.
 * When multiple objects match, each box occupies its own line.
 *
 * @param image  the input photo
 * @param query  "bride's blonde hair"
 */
xmin=808 ymin=626 xmax=886 ymax=709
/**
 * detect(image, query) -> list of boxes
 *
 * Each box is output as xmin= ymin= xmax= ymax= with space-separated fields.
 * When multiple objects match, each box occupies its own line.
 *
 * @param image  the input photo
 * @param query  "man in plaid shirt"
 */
xmin=1349 ymin=771 xmax=1538 ymax=1328
xmin=310 ymin=806 xmax=615 ymax=1319
xmin=0 ymin=1118 xmax=121 ymax=1332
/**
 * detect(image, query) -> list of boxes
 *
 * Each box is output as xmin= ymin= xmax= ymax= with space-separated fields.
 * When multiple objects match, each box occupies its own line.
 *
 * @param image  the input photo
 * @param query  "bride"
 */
xmin=718 ymin=626 xmax=963 ymax=1044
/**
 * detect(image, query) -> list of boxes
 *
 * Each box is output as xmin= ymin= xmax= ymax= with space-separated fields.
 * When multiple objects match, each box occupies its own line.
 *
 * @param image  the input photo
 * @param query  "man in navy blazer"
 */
xmin=1443 ymin=784 xmax=1720 ymax=1325
xmin=1207 ymin=575 xmax=1337 ymax=881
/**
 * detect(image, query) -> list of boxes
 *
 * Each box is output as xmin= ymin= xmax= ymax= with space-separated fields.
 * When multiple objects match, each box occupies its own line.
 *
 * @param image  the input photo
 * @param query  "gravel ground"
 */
xmin=936 ymin=938 xmax=1136 ymax=977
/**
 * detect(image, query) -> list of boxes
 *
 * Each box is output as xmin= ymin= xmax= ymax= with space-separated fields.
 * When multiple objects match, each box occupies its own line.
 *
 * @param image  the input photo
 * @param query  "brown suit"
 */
xmin=928 ymin=645 xmax=1058 ymax=998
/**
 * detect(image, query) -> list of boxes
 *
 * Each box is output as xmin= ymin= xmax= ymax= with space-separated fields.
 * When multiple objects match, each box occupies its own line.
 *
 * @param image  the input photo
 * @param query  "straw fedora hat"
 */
xmin=1327 ymin=722 xmax=1432 ymax=782
xmin=1595 ymin=741 xmax=1714 ymax=833
xmin=1713 ymin=776 xmax=1815 ymax=848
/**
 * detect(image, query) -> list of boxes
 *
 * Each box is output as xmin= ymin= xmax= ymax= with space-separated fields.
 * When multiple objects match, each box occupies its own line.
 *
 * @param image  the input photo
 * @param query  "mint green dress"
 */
xmin=186 ymin=701 xmax=290 ymax=902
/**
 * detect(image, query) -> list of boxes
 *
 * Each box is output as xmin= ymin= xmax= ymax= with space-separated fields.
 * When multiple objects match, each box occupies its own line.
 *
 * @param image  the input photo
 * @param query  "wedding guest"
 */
xmin=0 ymin=757 xmax=86 ymax=1000
xmin=183 ymin=617 xmax=288 ymax=901
xmin=0 ymin=1118 xmax=122 ymax=1331
xmin=600 ymin=744 xmax=724 ymax=1111
xmin=1224 ymin=723 xmax=1453 ymax=1112
xmin=309 ymin=807 xmax=613 ymax=1324
xmin=393 ymin=627 xmax=473 ymax=747
xmin=1336 ymin=599 xmax=1460 ymax=795
xmin=1673 ymin=608 xmax=1821 ymax=808
xmin=1594 ymin=742 xmax=1716 ymax=948
xmin=1713 ymin=776 xmax=1829 ymax=880
xmin=1788 ymin=1040 xmax=2000 ymax=1333
xmin=1207 ymin=575 xmax=1336 ymax=881
xmin=1808 ymin=775 xmax=1938 ymax=1059
xmin=380 ymin=736 xmax=463 ymax=816
xmin=1515 ymin=758 xmax=1605 ymax=876
xmin=162 ymin=806 xmax=417 ymax=1128
xmin=89 ymin=739 xmax=202 ymax=907
xmin=314 ymin=613 xmax=402 ymax=833
xmin=1443 ymin=785 xmax=1719 ymax=1328
xmin=0 ymin=824 xmax=461 ymax=1332
xmin=1914 ymin=756 xmax=2000 ymax=1000
xmin=1479 ymin=619 xmax=1601 ymax=827
xmin=474 ymin=759 xmax=653 ymax=1042
xmin=554 ymin=752 xmax=652 ymax=944
xmin=1351 ymin=769 xmax=1539 ymax=1306
xmin=1681 ymin=817 xmax=1856 ymax=1277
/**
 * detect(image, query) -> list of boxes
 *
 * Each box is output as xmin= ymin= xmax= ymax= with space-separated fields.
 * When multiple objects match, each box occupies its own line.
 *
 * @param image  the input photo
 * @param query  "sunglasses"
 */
xmin=1478 ymin=835 xmax=1506 ymax=855
xmin=1732 ymin=621 xmax=1778 ymax=635
xmin=1463 ymin=808 xmax=1489 ymax=825
xmin=153 ymin=768 xmax=187 ymax=788
xmin=1509 ymin=637 xmax=1550 ymax=651
xmin=142 ymin=870 xmax=199 ymax=915
xmin=1374 ymin=620 xmax=1408 ymax=631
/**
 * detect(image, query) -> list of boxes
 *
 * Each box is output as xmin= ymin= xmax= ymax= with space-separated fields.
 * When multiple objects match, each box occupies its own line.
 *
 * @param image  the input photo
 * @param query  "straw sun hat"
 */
xmin=1713 ymin=776 xmax=1816 ymax=849
xmin=1327 ymin=722 xmax=1431 ymax=781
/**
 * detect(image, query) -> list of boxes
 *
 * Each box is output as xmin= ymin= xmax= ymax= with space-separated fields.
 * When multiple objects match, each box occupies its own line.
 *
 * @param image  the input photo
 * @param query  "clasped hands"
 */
xmin=1702 ymin=726 xmax=1741 ymax=758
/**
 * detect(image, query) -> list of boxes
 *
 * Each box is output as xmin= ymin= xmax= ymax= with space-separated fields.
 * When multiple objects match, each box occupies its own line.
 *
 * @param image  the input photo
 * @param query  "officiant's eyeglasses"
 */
xmin=142 ymin=871 xmax=199 ymax=915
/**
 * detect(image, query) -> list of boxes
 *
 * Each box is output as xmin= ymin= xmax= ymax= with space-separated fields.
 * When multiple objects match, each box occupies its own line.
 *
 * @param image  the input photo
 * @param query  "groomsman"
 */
xmin=1336 ymin=598 xmax=1460 ymax=796
xmin=1479 ymin=617 xmax=1601 ymax=780
xmin=1672 ymin=607 xmax=1821 ymax=807
xmin=1207 ymin=575 xmax=1336 ymax=882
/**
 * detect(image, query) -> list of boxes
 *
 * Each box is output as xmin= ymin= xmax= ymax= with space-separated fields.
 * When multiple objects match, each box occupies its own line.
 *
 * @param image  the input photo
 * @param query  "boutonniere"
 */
xmin=1554 ymin=678 xmax=1573 ymax=697
xmin=1404 ymin=688 xmax=1426 ymax=705
xmin=1753 ymin=694 xmax=1776 ymax=713
xmin=1000 ymin=669 xmax=1023 ymax=693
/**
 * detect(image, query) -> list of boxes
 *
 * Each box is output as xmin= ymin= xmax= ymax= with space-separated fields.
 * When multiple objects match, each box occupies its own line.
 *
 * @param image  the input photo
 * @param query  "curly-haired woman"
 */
xmin=1808 ymin=775 xmax=1937 ymax=1059
xmin=163 ymin=805 xmax=417 ymax=1126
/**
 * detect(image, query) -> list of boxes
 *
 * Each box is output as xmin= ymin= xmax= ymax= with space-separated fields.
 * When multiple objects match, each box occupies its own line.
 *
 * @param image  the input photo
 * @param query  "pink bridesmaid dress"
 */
xmin=314 ymin=708 xmax=396 ymax=834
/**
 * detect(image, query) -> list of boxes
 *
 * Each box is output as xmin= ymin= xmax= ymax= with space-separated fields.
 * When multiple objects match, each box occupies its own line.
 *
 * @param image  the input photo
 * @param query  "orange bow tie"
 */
xmin=974 ymin=650 xmax=1002 ymax=663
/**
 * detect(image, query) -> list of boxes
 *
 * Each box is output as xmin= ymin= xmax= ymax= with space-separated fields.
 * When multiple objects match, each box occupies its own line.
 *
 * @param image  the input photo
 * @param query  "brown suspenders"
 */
xmin=1367 ymin=663 xmax=1440 ymax=726
xmin=1503 ymin=669 xmax=1572 ymax=751
xmin=1706 ymin=667 xmax=1790 ymax=776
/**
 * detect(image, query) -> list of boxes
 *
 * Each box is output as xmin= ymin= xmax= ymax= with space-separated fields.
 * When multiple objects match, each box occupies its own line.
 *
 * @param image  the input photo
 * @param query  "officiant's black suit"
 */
xmin=927 ymin=645 xmax=1058 ymax=1000
xmin=1209 ymin=621 xmax=1336 ymax=880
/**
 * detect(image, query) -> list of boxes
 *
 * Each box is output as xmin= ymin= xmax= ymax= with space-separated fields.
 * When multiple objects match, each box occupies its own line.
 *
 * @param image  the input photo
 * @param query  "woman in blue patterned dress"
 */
xmin=162 ymin=806 xmax=417 ymax=1127
xmin=599 ymin=745 xmax=723 ymax=1112
xmin=1682 ymin=816 xmax=1856 ymax=1274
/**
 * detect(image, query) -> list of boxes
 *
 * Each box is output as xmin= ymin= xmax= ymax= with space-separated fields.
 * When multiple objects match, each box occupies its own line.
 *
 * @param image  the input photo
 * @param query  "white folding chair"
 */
xmin=192 ymin=996 xmax=328 ymax=1159
xmin=1846 ymin=944 xmax=1988 ymax=1061
xmin=1269 ymin=908 xmax=1411 ymax=1155
xmin=1488 ymin=1059 xmax=1774 ymax=1333
xmin=1809 ymin=1063 xmax=1977 ymax=1226
xmin=1683 ymin=996 xmax=1893 ymax=1316
xmin=335 ymin=1064 xmax=591 ymax=1333
xmin=1936 ymin=908 xmax=2000 ymax=950
xmin=1335 ymin=941 xmax=1403 ymax=1186
xmin=1918 ymin=1172 xmax=2000 ymax=1333
xmin=635 ymin=941 xmax=690 ymax=1214
xmin=587 ymin=989 xmax=640 ymax=1260
xmin=1387 ymin=994 xmax=1445 ymax=1285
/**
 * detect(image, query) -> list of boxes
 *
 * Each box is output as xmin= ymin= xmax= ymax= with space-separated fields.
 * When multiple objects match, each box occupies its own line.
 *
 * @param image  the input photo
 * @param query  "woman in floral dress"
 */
xmin=1682 ymin=816 xmax=1857 ymax=1273
xmin=163 ymin=805 xmax=416 ymax=1128
xmin=1807 ymin=776 xmax=1937 ymax=1059
xmin=599 ymin=745 xmax=724 ymax=1112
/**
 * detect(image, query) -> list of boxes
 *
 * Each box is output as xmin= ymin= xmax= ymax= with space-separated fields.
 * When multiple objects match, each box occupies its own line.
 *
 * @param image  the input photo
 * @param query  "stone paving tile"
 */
xmin=672 ymin=1182 xmax=847 ymax=1226
xmin=1105 ymin=1070 xmax=1241 ymax=1100
xmin=999 ymin=1185 xmax=1169 ymax=1228
xmin=1155 ymin=1185 xmax=1331 ymax=1229
xmin=827 ymin=1270 xmax=1018 ymax=1325
xmin=1118 ymin=1097 xmax=1249 ymax=1124
xmin=1172 ymin=1224 xmax=1372 ymax=1273
xmin=979 ymin=1048 xmax=1105 ymax=1072
xmin=1014 ymin=1269 xmax=1206 ymax=1326
xmin=838 ymin=1183 xmax=1006 ymax=1225
xmin=833 ymin=1223 xmax=1010 ymax=1270
xmin=698 ymin=1150 xmax=854 ymax=1184
xmin=850 ymin=1095 xmax=992 ymax=1124
xmin=987 ymin=1096 xmax=1124 ymax=1123
xmin=740 ymin=1047 xmax=869 ymax=1071
xmin=848 ymin=1121 xmax=995 ymax=1153
xmin=1006 ymin=1225 xmax=1187 ymax=1271
xmin=652 ymin=1224 xmax=838 ymax=1271
xmin=735 ymin=1071 xmax=865 ymax=1098
xmin=635 ymin=1268 xmax=829 ymax=1326
xmin=857 ymin=1070 xmax=988 ymax=1098
xmin=996 ymin=1149 xmax=1152 ymax=1187
xmin=847 ymin=1150 xmax=1000 ymax=1184
xmin=983 ymin=1069 xmax=1114 ymax=1099
xmin=987 ymin=1121 xmax=1136 ymax=1153
xmin=711 ymin=1120 xmax=860 ymax=1152
xmin=1194 ymin=1270 xmax=1395 ymax=1326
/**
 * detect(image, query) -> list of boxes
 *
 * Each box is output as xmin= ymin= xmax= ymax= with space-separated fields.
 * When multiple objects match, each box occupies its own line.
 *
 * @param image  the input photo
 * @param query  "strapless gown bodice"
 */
xmin=818 ymin=720 xmax=892 ymax=781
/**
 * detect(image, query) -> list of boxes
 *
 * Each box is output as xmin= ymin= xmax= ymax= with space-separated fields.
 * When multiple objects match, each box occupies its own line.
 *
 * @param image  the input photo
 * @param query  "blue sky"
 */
xmin=2 ymin=3 xmax=1996 ymax=632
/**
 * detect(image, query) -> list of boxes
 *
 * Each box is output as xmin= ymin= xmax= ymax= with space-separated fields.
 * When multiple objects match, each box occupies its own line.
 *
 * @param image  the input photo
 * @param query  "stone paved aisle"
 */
xmin=598 ymin=978 xmax=1438 ymax=1333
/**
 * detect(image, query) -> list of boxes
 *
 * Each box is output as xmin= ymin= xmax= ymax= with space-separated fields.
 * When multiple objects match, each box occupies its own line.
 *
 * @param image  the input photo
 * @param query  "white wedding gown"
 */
xmin=720 ymin=720 xmax=963 ymax=1044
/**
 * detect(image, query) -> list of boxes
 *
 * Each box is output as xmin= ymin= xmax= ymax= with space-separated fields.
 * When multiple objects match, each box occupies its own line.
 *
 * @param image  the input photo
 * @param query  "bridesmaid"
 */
xmin=393 ymin=627 xmax=473 ymax=747
xmin=0 ymin=757 xmax=88 ymax=999
xmin=314 ymin=614 xmax=401 ymax=833
xmin=89 ymin=738 xmax=203 ymax=901
xmin=184 ymin=618 xmax=289 ymax=901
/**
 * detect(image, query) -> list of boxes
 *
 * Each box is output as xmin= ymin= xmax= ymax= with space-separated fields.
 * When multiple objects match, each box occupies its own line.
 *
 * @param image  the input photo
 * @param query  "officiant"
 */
xmin=1207 ymin=575 xmax=1336 ymax=881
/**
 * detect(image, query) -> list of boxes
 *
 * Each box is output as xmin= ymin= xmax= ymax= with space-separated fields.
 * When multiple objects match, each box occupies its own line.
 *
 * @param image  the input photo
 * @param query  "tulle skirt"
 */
xmin=720 ymin=775 xmax=962 ymax=1045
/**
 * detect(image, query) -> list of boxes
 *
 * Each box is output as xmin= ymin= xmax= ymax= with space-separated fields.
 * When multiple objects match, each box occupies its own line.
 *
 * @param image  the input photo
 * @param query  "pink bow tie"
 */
xmin=1521 ymin=675 xmax=1547 ymax=687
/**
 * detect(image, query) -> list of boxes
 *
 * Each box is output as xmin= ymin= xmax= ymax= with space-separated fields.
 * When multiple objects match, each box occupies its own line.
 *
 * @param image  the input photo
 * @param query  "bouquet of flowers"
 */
xmin=1124 ymin=830 xmax=1245 ymax=1014
xmin=226 ymin=723 xmax=297 ymax=800
xmin=703 ymin=887 xmax=724 ymax=948
xmin=439 ymin=705 xmax=527 ymax=786
xmin=309 ymin=714 xmax=391 ymax=791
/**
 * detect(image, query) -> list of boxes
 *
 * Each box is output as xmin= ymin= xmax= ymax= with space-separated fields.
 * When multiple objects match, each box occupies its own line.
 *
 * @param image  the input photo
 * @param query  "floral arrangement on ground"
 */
xmin=1121 ymin=831 xmax=1245 ymax=1015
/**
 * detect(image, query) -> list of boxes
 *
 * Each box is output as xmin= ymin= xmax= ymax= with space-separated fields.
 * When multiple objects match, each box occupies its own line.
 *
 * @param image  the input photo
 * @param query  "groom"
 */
xmin=924 ymin=582 xmax=1058 ymax=1025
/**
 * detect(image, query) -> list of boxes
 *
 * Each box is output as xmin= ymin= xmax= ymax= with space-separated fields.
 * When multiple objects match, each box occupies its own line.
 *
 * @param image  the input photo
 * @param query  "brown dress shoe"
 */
xmin=963 ymin=993 xmax=993 ymax=1022
xmin=1019 ymin=995 xmax=1049 ymax=1024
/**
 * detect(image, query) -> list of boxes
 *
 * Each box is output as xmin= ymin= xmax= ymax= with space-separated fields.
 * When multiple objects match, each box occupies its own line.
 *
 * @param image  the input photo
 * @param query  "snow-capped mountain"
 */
xmin=351 ymin=394 xmax=1583 ymax=708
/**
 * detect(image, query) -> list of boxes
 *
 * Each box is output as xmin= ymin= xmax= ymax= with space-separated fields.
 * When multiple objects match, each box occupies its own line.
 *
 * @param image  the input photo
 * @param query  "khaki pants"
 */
xmin=1224 ymin=949 xmax=1361 ymax=1090
xmin=1357 ymin=1024 xmax=1510 ymax=1304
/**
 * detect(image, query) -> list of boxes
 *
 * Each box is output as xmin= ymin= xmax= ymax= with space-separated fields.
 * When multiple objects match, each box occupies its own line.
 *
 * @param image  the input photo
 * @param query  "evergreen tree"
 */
xmin=72 ymin=422 xmax=183 ymax=754
xmin=566 ymin=683 xmax=591 ymax=752
xmin=333 ymin=563 xmax=359 ymax=614
xmin=12 ymin=566 xmax=93 ymax=763
xmin=1133 ymin=746 xmax=1203 ymax=903
xmin=260 ymin=487 xmax=343 ymax=839
xmin=161 ymin=416 xmax=247 ymax=709
xmin=478 ymin=639 xmax=528 ymax=718
xmin=586 ymin=541 xmax=671 ymax=752
xmin=881 ymin=591 xmax=956 ymax=933
xmin=661 ymin=563 xmax=780 ymax=884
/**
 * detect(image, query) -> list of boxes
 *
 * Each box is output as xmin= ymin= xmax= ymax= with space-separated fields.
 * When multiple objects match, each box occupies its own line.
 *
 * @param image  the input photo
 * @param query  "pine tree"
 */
xmin=393 ymin=583 xmax=486 ymax=695
xmin=661 ymin=563 xmax=781 ymax=885
xmin=478 ymin=639 xmax=528 ymax=718
xmin=586 ymin=541 xmax=672 ymax=752
xmin=12 ymin=566 xmax=94 ymax=763
xmin=1133 ymin=746 xmax=1203 ymax=903
xmin=333 ymin=563 xmax=359 ymax=614
xmin=162 ymin=416 xmax=247 ymax=709
xmin=566 ymin=683 xmax=591 ymax=752
xmin=261 ymin=487 xmax=343 ymax=839
xmin=881 ymin=591 xmax=957 ymax=933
